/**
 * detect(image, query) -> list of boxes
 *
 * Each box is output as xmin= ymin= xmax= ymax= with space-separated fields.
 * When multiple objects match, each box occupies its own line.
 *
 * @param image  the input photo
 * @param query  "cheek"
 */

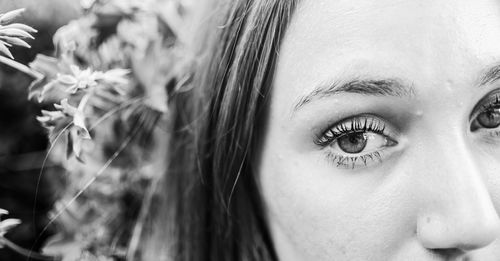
xmin=258 ymin=145 xmax=420 ymax=260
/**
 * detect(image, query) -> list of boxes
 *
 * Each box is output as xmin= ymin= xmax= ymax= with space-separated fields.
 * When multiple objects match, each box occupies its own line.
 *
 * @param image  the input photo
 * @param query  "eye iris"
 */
xmin=477 ymin=109 xmax=500 ymax=128
xmin=338 ymin=132 xmax=367 ymax=154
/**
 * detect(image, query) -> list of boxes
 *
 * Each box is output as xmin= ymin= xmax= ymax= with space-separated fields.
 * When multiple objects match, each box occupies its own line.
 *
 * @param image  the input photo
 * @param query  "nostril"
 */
xmin=428 ymin=248 xmax=465 ymax=260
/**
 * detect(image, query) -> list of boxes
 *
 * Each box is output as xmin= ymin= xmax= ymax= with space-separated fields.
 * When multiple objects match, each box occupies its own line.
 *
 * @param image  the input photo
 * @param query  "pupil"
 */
xmin=477 ymin=110 xmax=500 ymax=129
xmin=338 ymin=132 xmax=367 ymax=154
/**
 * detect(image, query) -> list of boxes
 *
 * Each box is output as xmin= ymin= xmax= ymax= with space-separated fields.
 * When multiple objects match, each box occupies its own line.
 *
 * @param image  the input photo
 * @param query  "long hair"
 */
xmin=144 ymin=1 xmax=299 ymax=260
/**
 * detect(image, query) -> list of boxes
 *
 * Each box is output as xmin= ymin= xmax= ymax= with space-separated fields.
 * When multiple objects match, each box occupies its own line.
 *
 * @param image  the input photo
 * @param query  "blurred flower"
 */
xmin=0 ymin=8 xmax=36 ymax=59
xmin=27 ymin=1 xmax=195 ymax=259
xmin=53 ymin=16 xmax=97 ymax=60
xmin=117 ymin=14 xmax=159 ymax=56
xmin=29 ymin=54 xmax=74 ymax=103
xmin=57 ymin=65 xmax=130 ymax=94
xmin=55 ymin=98 xmax=90 ymax=138
xmin=0 ymin=209 xmax=21 ymax=246
xmin=39 ymin=98 xmax=91 ymax=160
xmin=58 ymin=65 xmax=100 ymax=93
xmin=99 ymin=68 xmax=130 ymax=84
xmin=81 ymin=0 xmax=97 ymax=10
xmin=95 ymin=0 xmax=149 ymax=17
xmin=32 ymin=52 xmax=131 ymax=161
xmin=97 ymin=36 xmax=128 ymax=68
xmin=36 ymin=109 xmax=66 ymax=128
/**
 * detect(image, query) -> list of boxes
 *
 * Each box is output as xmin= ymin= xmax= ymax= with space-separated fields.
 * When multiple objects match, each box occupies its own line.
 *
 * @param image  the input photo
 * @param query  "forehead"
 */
xmin=273 ymin=0 xmax=500 ymax=108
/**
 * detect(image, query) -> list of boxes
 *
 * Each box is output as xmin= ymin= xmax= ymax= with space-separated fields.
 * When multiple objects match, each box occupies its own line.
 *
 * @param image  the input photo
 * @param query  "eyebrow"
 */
xmin=480 ymin=64 xmax=500 ymax=86
xmin=293 ymin=78 xmax=415 ymax=111
xmin=293 ymin=63 xmax=500 ymax=112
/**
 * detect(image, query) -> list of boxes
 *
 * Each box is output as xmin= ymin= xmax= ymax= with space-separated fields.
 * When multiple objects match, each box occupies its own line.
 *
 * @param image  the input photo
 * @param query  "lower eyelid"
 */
xmin=475 ymin=129 xmax=500 ymax=144
xmin=324 ymin=135 xmax=406 ymax=170
xmin=325 ymin=148 xmax=385 ymax=169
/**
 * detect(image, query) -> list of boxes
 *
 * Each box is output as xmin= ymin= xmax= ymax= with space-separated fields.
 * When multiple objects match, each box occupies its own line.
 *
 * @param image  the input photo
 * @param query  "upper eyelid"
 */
xmin=470 ymin=89 xmax=500 ymax=119
xmin=323 ymin=114 xmax=386 ymax=134
xmin=315 ymin=115 xmax=389 ymax=145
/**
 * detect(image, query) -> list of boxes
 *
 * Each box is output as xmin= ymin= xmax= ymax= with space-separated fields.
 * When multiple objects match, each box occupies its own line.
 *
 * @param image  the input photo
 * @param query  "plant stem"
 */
xmin=0 ymin=55 xmax=43 ymax=79
xmin=0 ymin=237 xmax=61 ymax=261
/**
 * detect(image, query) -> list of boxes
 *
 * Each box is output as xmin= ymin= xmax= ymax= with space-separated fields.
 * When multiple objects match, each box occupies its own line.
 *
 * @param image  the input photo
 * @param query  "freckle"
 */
xmin=444 ymin=80 xmax=454 ymax=91
xmin=426 ymin=217 xmax=431 ymax=223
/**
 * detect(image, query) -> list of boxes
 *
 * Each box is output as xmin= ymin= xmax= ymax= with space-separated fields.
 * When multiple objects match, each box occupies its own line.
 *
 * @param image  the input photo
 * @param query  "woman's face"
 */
xmin=258 ymin=0 xmax=500 ymax=260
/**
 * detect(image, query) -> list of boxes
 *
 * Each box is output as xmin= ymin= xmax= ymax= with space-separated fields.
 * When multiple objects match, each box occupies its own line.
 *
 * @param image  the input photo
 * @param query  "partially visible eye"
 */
xmin=337 ymin=132 xmax=368 ymax=153
xmin=316 ymin=115 xmax=399 ymax=169
xmin=471 ymin=91 xmax=500 ymax=134
xmin=476 ymin=109 xmax=500 ymax=129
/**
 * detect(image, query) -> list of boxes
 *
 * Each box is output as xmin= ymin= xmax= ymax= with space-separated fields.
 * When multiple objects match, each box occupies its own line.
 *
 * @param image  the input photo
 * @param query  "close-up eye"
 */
xmin=471 ymin=91 xmax=500 ymax=141
xmin=315 ymin=115 xmax=399 ymax=169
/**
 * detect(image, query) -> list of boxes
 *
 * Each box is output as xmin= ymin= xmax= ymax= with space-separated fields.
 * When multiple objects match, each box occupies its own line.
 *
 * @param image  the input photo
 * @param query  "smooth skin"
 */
xmin=258 ymin=0 xmax=500 ymax=260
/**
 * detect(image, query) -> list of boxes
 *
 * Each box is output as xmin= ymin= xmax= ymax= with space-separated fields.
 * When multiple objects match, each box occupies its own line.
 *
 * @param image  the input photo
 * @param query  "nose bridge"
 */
xmin=416 ymin=130 xmax=500 ymax=250
xmin=428 ymin=133 xmax=486 ymax=209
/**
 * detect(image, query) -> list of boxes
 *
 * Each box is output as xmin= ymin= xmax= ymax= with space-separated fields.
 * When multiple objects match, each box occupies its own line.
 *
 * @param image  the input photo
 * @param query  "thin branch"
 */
xmin=31 ymin=119 xmax=145 ymax=259
xmin=1 ymin=237 xmax=61 ymax=261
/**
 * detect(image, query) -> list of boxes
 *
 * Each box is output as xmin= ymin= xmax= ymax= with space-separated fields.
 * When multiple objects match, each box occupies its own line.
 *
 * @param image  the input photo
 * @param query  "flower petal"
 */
xmin=55 ymin=99 xmax=78 ymax=116
xmin=3 ymin=23 xmax=37 ymax=33
xmin=0 ymin=42 xmax=13 ymax=59
xmin=0 ymin=9 xmax=25 ymax=25
xmin=73 ymin=111 xmax=91 ymax=140
xmin=0 ymin=218 xmax=21 ymax=237
xmin=0 ymin=219 xmax=21 ymax=232
xmin=0 ymin=36 xmax=30 ymax=48
xmin=37 ymin=110 xmax=66 ymax=124
xmin=57 ymin=73 xmax=77 ymax=85
xmin=69 ymin=65 xmax=81 ymax=76
xmin=0 ymin=28 xmax=34 ymax=39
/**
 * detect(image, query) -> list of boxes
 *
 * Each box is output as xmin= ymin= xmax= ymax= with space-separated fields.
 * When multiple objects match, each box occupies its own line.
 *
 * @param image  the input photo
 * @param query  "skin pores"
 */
xmin=257 ymin=0 xmax=500 ymax=260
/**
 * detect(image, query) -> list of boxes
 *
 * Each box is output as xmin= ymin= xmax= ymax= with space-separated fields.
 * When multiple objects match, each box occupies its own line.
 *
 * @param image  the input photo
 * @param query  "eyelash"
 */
xmin=313 ymin=90 xmax=500 ymax=169
xmin=315 ymin=116 xmax=387 ymax=146
xmin=471 ymin=92 xmax=500 ymax=138
xmin=326 ymin=151 xmax=384 ymax=169
xmin=479 ymin=94 xmax=500 ymax=112
xmin=315 ymin=115 xmax=394 ymax=169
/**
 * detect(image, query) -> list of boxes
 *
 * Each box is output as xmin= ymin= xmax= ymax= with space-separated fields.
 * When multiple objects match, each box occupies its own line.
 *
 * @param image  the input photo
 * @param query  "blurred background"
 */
xmin=0 ymin=0 xmax=202 ymax=259
xmin=0 ymin=0 xmax=80 ymax=259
